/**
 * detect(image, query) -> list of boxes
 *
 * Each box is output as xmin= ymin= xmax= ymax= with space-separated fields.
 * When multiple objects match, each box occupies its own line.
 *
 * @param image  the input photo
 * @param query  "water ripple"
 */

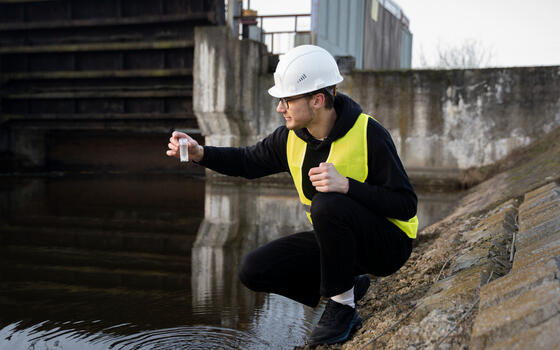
xmin=107 ymin=325 xmax=271 ymax=350
xmin=0 ymin=322 xmax=274 ymax=350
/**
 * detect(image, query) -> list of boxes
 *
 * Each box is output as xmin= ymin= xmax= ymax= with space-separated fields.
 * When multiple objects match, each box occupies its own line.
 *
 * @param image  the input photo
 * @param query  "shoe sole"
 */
xmin=309 ymin=313 xmax=363 ymax=346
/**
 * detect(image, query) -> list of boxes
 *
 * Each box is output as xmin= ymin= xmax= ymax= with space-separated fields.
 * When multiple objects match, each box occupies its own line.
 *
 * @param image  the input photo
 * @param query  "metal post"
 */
xmin=260 ymin=16 xmax=264 ymax=43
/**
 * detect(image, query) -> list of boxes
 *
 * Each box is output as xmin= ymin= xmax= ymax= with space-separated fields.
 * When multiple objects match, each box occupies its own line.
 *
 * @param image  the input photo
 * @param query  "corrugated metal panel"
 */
xmin=313 ymin=0 xmax=365 ymax=69
xmin=381 ymin=0 xmax=402 ymax=19
xmin=312 ymin=0 xmax=411 ymax=70
xmin=363 ymin=0 xmax=403 ymax=70
xmin=400 ymin=28 xmax=412 ymax=68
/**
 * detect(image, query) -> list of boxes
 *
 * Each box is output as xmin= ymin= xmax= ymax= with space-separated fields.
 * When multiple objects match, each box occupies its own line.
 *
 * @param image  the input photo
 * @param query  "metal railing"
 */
xmin=235 ymin=13 xmax=311 ymax=54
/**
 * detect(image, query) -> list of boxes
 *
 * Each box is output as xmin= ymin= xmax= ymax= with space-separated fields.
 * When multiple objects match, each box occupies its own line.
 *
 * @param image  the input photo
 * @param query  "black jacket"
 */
xmin=199 ymin=93 xmax=417 ymax=221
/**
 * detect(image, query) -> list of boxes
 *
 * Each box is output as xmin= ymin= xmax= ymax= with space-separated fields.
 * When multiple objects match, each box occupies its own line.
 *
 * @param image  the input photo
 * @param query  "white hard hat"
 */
xmin=268 ymin=45 xmax=343 ymax=98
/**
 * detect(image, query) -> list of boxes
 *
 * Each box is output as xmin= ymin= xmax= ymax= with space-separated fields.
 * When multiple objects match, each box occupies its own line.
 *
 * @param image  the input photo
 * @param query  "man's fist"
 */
xmin=308 ymin=162 xmax=349 ymax=194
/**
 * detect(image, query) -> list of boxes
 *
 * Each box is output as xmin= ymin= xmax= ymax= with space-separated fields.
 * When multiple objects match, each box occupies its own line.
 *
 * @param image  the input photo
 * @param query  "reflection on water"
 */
xmin=0 ymin=175 xmax=460 ymax=350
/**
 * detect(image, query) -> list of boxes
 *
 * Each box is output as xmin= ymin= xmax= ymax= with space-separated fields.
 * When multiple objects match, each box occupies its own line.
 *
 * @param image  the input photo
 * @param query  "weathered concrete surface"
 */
xmin=193 ymin=27 xmax=560 ymax=185
xmin=470 ymin=183 xmax=560 ymax=350
xmin=341 ymin=68 xmax=560 ymax=172
xmin=471 ymin=281 xmax=560 ymax=349
xmin=484 ymin=315 xmax=560 ymax=350
xmin=193 ymin=26 xmax=278 ymax=147
xmin=303 ymin=128 xmax=560 ymax=350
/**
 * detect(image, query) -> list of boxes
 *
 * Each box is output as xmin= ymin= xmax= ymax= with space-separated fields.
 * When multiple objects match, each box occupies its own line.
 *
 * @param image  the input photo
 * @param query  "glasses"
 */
xmin=278 ymin=93 xmax=313 ymax=109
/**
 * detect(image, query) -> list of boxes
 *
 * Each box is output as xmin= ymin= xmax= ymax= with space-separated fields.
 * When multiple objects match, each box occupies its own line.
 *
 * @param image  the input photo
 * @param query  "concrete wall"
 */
xmin=193 ymin=27 xmax=560 ymax=182
xmin=193 ymin=26 xmax=278 ymax=147
xmin=342 ymin=68 xmax=560 ymax=172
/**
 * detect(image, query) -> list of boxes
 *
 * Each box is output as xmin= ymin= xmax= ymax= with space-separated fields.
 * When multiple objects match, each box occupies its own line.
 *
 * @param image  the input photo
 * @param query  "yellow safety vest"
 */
xmin=286 ymin=113 xmax=418 ymax=239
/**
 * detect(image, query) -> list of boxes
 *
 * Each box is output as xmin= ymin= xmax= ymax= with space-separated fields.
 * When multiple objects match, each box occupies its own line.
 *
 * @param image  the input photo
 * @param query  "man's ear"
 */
xmin=312 ymin=93 xmax=325 ymax=108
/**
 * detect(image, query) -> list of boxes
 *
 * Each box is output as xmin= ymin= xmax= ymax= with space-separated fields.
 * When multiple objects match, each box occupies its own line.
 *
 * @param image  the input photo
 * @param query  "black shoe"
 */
xmin=308 ymin=300 xmax=363 ymax=346
xmin=354 ymin=274 xmax=371 ymax=303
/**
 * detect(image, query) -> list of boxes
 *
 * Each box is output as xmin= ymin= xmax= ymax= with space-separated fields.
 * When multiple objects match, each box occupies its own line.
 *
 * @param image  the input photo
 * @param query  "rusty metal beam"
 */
xmin=1 ymin=112 xmax=196 ymax=123
xmin=0 ymin=0 xmax=55 ymax=3
xmin=4 ymin=120 xmax=200 ymax=132
xmin=3 ymin=69 xmax=193 ymax=81
xmin=0 ymin=12 xmax=215 ymax=31
xmin=5 ymin=90 xmax=192 ymax=99
xmin=0 ymin=39 xmax=194 ymax=54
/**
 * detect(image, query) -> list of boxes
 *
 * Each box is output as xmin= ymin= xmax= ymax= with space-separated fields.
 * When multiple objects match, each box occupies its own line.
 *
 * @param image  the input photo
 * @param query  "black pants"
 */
xmin=238 ymin=192 xmax=413 ymax=307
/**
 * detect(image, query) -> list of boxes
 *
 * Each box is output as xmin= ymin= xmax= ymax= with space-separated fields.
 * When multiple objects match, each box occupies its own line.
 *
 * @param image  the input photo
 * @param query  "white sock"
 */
xmin=331 ymin=287 xmax=355 ymax=308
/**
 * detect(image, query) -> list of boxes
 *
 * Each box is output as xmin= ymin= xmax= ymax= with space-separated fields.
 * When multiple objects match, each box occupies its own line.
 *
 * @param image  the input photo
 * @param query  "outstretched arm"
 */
xmin=167 ymin=126 xmax=290 ymax=179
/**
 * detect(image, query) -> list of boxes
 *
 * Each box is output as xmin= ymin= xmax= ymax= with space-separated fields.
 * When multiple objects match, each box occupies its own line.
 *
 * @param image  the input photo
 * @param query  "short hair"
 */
xmin=312 ymin=85 xmax=336 ymax=109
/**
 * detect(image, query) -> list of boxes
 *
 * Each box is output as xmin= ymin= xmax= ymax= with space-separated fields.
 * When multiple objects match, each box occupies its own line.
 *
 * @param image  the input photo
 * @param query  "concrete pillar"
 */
xmin=226 ymin=0 xmax=241 ymax=38
xmin=193 ymin=26 xmax=278 ymax=148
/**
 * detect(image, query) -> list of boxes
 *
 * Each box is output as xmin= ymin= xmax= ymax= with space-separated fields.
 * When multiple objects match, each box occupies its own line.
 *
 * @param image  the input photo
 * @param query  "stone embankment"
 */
xmin=470 ymin=182 xmax=560 ymax=350
xmin=310 ymin=128 xmax=560 ymax=350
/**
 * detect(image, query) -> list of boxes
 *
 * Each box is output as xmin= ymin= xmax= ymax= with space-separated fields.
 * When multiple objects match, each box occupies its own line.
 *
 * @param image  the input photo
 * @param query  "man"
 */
xmin=166 ymin=45 xmax=418 ymax=346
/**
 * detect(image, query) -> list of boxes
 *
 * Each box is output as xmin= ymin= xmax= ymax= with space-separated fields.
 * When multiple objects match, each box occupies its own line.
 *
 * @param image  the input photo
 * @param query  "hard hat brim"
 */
xmin=268 ymin=76 xmax=343 ymax=99
xmin=268 ymin=85 xmax=285 ymax=98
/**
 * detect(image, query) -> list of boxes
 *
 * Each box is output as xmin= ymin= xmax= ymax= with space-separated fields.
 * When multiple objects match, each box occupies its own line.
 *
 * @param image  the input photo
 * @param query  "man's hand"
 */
xmin=166 ymin=131 xmax=204 ymax=162
xmin=308 ymin=162 xmax=349 ymax=194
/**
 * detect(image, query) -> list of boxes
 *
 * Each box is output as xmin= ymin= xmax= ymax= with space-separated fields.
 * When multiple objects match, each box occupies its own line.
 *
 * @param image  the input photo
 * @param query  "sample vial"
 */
xmin=179 ymin=138 xmax=189 ymax=162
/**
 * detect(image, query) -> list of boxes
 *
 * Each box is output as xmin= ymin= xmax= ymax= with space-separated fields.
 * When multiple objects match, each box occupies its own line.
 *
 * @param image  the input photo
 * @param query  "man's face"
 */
xmin=276 ymin=94 xmax=315 ymax=130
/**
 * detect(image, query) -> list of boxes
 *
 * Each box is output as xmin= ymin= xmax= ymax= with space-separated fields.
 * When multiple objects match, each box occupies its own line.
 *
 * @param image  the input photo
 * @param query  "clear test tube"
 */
xmin=179 ymin=138 xmax=189 ymax=162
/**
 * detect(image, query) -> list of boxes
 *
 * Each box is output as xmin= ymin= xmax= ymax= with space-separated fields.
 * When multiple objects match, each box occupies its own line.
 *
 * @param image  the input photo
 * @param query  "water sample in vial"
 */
xmin=179 ymin=138 xmax=189 ymax=162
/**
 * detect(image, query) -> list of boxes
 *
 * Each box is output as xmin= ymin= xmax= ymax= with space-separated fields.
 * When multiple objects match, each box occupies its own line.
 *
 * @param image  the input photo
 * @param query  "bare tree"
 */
xmin=418 ymin=39 xmax=495 ymax=69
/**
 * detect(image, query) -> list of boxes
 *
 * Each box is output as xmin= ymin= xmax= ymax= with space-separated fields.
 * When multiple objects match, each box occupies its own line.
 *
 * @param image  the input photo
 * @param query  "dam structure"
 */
xmin=0 ymin=0 xmax=224 ymax=173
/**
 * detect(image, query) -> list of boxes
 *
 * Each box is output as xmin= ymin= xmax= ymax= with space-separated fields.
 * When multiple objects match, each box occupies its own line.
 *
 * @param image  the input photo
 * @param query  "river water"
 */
xmin=0 ymin=174 xmax=461 ymax=350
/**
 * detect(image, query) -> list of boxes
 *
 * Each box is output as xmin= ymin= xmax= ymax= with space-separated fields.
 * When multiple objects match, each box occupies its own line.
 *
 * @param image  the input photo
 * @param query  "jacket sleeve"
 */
xmin=346 ymin=119 xmax=418 ymax=220
xmin=198 ymin=126 xmax=289 ymax=179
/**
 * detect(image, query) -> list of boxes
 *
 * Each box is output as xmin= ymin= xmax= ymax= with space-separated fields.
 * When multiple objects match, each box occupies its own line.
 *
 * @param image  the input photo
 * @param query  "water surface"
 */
xmin=0 ymin=175 xmax=460 ymax=349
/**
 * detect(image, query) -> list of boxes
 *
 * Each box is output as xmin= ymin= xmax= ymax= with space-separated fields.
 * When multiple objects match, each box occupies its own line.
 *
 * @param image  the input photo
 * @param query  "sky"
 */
xmin=240 ymin=0 xmax=560 ymax=68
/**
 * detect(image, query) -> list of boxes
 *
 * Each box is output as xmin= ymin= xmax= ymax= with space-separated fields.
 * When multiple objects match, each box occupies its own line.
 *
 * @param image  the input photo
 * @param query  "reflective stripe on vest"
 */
xmin=286 ymin=113 xmax=418 ymax=239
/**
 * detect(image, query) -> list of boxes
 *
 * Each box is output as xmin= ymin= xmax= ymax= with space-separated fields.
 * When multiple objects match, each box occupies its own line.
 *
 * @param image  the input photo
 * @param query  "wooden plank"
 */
xmin=3 ymin=68 xmax=192 ymax=80
xmin=0 ymin=39 xmax=194 ymax=54
xmin=0 ymin=12 xmax=214 ymax=31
